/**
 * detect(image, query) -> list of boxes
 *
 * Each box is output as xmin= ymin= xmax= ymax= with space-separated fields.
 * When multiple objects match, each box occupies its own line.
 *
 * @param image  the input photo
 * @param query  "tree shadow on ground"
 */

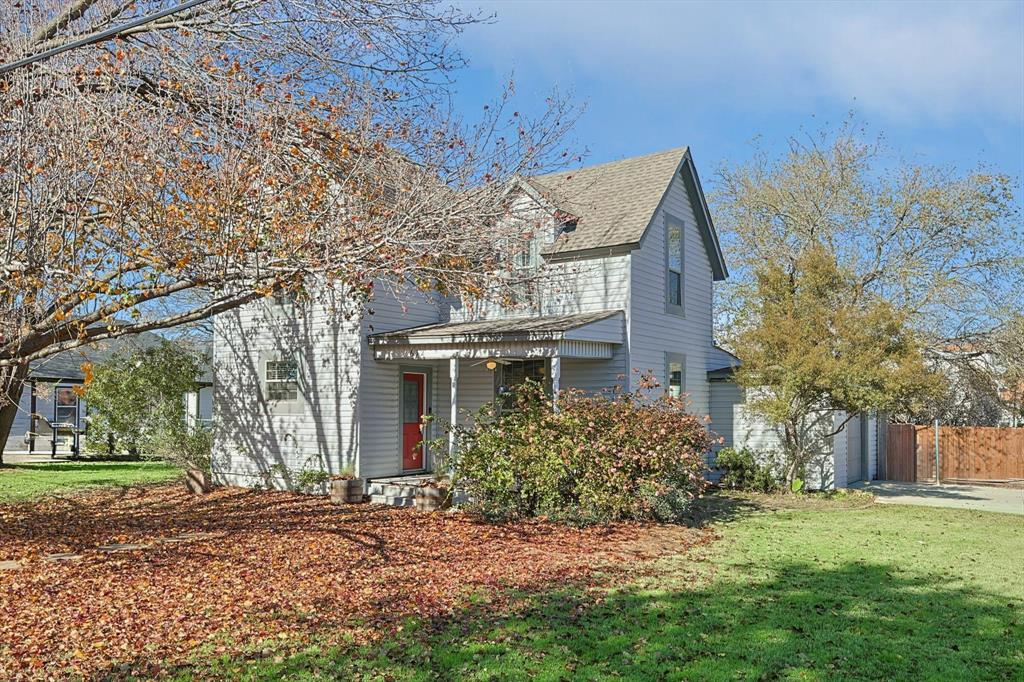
xmin=678 ymin=490 xmax=762 ymax=527
xmin=154 ymin=559 xmax=1022 ymax=681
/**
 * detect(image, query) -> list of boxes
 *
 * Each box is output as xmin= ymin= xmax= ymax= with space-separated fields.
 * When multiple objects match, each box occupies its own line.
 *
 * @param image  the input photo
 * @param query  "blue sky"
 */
xmin=451 ymin=0 xmax=1023 ymax=196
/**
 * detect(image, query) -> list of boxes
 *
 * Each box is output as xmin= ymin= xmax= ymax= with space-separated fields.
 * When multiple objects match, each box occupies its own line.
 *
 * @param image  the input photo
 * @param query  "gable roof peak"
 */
xmin=521 ymin=145 xmax=726 ymax=280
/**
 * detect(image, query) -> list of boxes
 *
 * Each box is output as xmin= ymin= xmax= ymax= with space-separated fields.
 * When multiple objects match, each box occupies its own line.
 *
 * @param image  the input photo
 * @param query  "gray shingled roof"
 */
xmin=28 ymin=332 xmax=210 ymax=383
xmin=707 ymin=345 xmax=741 ymax=380
xmin=525 ymin=146 xmax=728 ymax=280
xmin=369 ymin=310 xmax=621 ymax=341
xmin=527 ymin=146 xmax=688 ymax=255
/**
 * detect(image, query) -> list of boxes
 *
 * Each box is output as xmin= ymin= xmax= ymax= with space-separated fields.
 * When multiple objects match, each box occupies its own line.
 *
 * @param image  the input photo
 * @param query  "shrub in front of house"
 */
xmin=714 ymin=446 xmax=782 ymax=493
xmin=450 ymin=378 xmax=712 ymax=522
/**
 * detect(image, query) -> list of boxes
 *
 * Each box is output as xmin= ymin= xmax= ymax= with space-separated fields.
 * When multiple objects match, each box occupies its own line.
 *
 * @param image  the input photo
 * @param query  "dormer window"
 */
xmin=557 ymin=218 xmax=578 ymax=235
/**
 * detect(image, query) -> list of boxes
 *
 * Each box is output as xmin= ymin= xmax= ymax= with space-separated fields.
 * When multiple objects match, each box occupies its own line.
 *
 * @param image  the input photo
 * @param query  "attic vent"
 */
xmin=382 ymin=184 xmax=397 ymax=204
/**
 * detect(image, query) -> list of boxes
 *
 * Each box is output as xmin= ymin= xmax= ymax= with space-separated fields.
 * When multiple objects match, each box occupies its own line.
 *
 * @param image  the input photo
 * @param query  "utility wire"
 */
xmin=0 ymin=0 xmax=217 ymax=76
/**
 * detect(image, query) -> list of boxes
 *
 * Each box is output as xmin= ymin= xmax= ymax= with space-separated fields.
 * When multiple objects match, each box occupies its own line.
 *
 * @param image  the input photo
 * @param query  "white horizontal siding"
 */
xmin=709 ymin=380 xmax=839 ymax=490
xmin=627 ymin=172 xmax=713 ymax=417
xmin=2 ymin=384 xmax=35 ymax=453
xmin=709 ymin=380 xmax=741 ymax=454
xmin=560 ymin=350 xmax=627 ymax=395
xmin=212 ymin=286 xmax=362 ymax=488
xmin=358 ymin=286 xmax=444 ymax=479
xmin=448 ymin=255 xmax=630 ymax=323
xmin=846 ymin=414 xmax=863 ymax=483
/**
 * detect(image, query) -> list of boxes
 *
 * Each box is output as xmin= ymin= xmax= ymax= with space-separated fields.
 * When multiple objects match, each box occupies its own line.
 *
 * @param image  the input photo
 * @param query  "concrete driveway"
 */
xmin=851 ymin=481 xmax=1024 ymax=515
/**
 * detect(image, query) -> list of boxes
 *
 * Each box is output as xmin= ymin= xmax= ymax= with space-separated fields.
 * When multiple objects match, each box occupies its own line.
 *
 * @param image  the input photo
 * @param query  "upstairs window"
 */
xmin=266 ymin=358 xmax=299 ymax=401
xmin=512 ymin=238 xmax=540 ymax=270
xmin=666 ymin=217 xmax=684 ymax=313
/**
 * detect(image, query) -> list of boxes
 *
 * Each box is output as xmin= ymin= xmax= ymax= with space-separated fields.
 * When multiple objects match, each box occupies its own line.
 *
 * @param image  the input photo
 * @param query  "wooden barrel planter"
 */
xmin=331 ymin=478 xmax=365 ymax=504
xmin=414 ymin=485 xmax=451 ymax=512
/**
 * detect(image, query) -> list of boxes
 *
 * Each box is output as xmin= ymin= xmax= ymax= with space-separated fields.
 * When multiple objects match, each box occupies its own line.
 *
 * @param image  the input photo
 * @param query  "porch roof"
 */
xmin=368 ymin=310 xmax=624 ymax=361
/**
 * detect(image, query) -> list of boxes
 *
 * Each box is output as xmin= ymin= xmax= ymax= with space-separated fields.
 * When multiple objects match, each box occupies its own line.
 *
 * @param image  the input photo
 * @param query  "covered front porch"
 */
xmin=364 ymin=310 xmax=626 ymax=488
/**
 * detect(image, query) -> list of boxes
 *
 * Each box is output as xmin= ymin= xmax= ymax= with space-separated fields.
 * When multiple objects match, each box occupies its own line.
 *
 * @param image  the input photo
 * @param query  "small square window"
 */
xmin=266 ymin=359 xmax=299 ymax=401
xmin=272 ymin=289 xmax=297 ymax=307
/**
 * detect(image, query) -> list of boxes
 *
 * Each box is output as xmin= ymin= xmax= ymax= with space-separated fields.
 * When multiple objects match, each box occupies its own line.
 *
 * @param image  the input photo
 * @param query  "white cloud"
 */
xmin=457 ymin=0 xmax=1024 ymax=122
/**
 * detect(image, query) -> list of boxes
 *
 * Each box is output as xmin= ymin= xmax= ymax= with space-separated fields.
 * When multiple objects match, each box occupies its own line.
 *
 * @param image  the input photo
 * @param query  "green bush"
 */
xmin=84 ymin=340 xmax=203 ymax=456
xmin=714 ymin=446 xmax=781 ymax=493
xmin=446 ymin=376 xmax=712 ymax=522
xmin=156 ymin=424 xmax=213 ymax=472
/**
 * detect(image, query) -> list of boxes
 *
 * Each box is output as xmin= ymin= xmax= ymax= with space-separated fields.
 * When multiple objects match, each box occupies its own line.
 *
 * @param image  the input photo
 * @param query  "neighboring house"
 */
xmin=211 ymin=146 xmax=731 ymax=496
xmin=707 ymin=346 xmax=882 ymax=489
xmin=924 ymin=342 xmax=1022 ymax=427
xmin=1 ymin=334 xmax=213 ymax=457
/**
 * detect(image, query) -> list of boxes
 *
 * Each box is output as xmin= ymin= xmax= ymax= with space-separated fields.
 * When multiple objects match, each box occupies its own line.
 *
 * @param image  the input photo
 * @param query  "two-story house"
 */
xmin=210 ymin=146 xmax=730 ymax=497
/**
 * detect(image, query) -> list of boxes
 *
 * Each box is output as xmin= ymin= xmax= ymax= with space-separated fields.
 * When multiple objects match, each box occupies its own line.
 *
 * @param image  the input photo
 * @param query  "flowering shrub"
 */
xmin=448 ymin=377 xmax=712 ymax=522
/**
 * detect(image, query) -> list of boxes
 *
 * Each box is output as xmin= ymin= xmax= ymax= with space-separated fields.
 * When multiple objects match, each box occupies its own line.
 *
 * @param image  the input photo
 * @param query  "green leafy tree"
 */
xmin=731 ymin=245 xmax=941 ymax=484
xmin=714 ymin=122 xmax=1020 ymax=483
xmin=714 ymin=121 xmax=1022 ymax=343
xmin=84 ymin=341 xmax=202 ymax=458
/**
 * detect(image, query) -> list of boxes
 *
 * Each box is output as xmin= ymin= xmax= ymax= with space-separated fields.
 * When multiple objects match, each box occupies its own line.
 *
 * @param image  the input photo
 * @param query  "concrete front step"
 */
xmin=369 ymin=494 xmax=415 ymax=507
xmin=367 ymin=475 xmax=466 ymax=508
xmin=367 ymin=479 xmax=427 ymax=507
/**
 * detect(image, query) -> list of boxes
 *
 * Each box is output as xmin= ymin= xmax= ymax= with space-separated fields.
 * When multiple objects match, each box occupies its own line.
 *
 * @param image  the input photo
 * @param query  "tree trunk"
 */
xmin=782 ymin=420 xmax=807 ymax=491
xmin=0 ymin=363 xmax=30 ymax=466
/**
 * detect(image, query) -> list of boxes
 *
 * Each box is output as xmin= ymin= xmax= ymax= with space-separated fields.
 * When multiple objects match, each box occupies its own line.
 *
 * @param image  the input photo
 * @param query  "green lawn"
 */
xmin=182 ymin=497 xmax=1024 ymax=681
xmin=0 ymin=461 xmax=181 ymax=501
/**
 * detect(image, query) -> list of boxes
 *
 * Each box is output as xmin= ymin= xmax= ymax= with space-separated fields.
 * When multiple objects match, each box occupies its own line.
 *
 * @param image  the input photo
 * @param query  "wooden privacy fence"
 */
xmin=885 ymin=424 xmax=1024 ymax=484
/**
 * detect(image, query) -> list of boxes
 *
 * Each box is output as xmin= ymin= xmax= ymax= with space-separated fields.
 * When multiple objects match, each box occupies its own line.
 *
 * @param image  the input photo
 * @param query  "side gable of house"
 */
xmin=528 ymin=147 xmax=727 ymax=281
xmin=625 ymin=149 xmax=725 ymax=416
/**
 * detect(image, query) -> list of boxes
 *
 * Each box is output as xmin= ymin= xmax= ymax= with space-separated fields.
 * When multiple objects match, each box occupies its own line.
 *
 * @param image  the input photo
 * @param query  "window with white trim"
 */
xmin=666 ymin=217 xmax=684 ymax=312
xmin=272 ymin=289 xmax=297 ymax=307
xmin=512 ymin=238 xmax=540 ymax=270
xmin=666 ymin=353 xmax=686 ymax=399
xmin=266 ymin=358 xmax=299 ymax=401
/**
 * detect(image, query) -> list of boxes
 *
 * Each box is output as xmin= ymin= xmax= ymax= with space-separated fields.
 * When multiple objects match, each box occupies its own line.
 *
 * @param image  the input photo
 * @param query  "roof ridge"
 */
xmin=531 ymin=145 xmax=688 ymax=181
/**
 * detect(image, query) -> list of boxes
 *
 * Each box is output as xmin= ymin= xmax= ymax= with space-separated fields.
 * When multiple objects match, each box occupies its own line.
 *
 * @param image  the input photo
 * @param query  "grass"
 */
xmin=175 ymin=496 xmax=1024 ymax=681
xmin=0 ymin=461 xmax=181 ymax=501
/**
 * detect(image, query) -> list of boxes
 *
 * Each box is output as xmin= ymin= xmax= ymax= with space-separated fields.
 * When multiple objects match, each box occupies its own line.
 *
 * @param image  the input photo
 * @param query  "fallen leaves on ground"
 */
xmin=0 ymin=484 xmax=713 ymax=679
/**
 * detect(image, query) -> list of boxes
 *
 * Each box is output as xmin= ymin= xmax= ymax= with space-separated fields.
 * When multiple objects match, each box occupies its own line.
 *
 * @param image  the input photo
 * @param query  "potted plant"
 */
xmin=414 ymin=475 xmax=452 ymax=512
xmin=330 ymin=464 xmax=364 ymax=504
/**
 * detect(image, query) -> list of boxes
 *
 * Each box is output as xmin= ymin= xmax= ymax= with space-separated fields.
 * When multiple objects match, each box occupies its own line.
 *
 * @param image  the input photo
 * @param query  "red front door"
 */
xmin=402 ymin=372 xmax=426 ymax=471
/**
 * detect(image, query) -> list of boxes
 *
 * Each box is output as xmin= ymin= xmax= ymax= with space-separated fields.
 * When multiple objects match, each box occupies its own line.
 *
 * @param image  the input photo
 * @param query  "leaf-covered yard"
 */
xmin=0 ymin=484 xmax=710 ymax=679
xmin=1 ymin=481 xmax=1021 ymax=680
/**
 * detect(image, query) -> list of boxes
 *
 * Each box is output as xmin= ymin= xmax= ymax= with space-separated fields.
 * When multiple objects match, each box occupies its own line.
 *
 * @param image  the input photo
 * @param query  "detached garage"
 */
xmin=706 ymin=346 xmax=880 ymax=489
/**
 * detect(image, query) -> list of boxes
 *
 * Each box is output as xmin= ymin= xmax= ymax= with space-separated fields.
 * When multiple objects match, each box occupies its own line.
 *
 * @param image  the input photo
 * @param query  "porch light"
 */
xmin=485 ymin=360 xmax=497 ymax=371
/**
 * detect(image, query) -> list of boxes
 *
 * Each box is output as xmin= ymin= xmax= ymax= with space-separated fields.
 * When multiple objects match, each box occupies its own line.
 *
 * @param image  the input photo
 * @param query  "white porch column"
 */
xmin=449 ymin=357 xmax=459 ymax=458
xmin=550 ymin=355 xmax=561 ymax=412
xmin=184 ymin=391 xmax=199 ymax=429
